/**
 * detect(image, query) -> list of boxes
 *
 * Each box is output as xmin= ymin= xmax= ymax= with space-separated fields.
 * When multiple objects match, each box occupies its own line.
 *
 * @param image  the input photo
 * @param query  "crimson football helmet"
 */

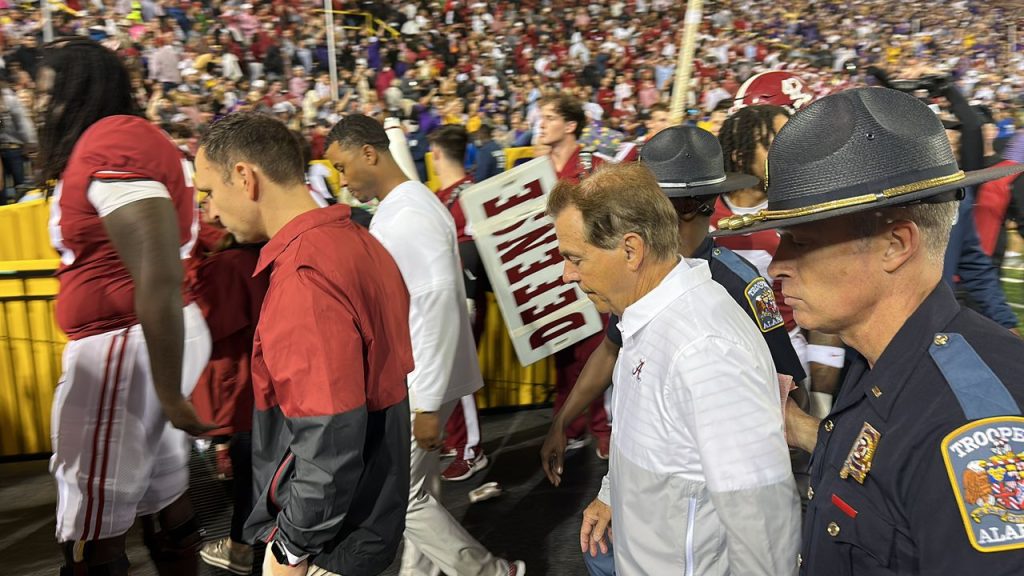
xmin=730 ymin=71 xmax=814 ymax=114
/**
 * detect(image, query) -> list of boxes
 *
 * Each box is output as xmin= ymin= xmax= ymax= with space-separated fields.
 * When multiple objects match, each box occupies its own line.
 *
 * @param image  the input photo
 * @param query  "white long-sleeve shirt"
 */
xmin=369 ymin=180 xmax=483 ymax=412
xmin=601 ymin=258 xmax=800 ymax=576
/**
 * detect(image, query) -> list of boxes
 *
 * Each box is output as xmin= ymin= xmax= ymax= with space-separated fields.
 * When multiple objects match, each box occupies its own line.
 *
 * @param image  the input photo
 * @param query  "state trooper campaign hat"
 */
xmin=714 ymin=87 xmax=1024 ymax=235
xmin=640 ymin=124 xmax=759 ymax=198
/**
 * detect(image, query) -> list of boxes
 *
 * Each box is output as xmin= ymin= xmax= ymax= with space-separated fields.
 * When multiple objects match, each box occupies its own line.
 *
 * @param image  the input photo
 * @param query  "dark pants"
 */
xmin=1 ymin=147 xmax=25 ymax=188
xmin=228 ymin=433 xmax=253 ymax=543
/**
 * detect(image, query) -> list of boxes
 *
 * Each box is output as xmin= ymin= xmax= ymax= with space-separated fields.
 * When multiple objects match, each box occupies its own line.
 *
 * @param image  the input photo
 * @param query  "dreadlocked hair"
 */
xmin=718 ymin=105 xmax=790 ymax=183
xmin=38 ymin=37 xmax=142 ymax=185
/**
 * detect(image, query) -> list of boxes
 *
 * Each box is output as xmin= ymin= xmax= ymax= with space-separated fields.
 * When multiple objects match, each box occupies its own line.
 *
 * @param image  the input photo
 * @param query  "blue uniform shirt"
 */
xmin=800 ymin=282 xmax=1024 ymax=575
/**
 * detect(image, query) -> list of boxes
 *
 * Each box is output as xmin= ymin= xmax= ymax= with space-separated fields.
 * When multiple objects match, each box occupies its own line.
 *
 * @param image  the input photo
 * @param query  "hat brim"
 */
xmin=712 ymin=163 xmax=1024 ymax=236
xmin=661 ymin=172 xmax=760 ymax=198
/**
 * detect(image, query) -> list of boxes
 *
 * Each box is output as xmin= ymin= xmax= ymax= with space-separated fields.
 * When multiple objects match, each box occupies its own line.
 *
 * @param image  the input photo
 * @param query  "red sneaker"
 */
xmin=441 ymin=452 xmax=490 ymax=481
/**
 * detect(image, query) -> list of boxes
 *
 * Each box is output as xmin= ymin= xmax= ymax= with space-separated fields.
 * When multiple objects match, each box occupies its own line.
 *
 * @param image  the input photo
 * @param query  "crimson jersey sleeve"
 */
xmin=51 ymin=115 xmax=198 ymax=339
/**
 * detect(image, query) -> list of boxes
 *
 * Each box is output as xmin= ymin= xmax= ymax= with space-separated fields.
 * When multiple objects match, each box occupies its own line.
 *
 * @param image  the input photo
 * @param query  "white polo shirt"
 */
xmin=603 ymin=257 xmax=800 ymax=576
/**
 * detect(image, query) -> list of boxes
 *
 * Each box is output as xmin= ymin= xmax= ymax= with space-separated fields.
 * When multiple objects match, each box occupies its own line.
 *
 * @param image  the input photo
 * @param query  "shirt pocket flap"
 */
xmin=824 ymin=486 xmax=896 ymax=567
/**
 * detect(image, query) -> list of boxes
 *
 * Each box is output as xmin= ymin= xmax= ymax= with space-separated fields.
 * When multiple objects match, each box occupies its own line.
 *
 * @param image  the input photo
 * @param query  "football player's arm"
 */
xmin=102 ymin=194 xmax=214 ymax=435
xmin=808 ymin=330 xmax=844 ymax=396
xmin=541 ymin=334 xmax=618 ymax=486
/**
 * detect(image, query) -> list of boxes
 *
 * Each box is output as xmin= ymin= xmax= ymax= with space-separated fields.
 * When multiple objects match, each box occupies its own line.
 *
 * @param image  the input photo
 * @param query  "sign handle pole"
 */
xmin=325 ymin=0 xmax=339 ymax=102
xmin=669 ymin=0 xmax=704 ymax=126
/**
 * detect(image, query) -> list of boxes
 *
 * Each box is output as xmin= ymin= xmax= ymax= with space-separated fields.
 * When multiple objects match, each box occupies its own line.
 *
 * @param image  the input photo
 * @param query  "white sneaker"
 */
xmin=200 ymin=538 xmax=253 ymax=576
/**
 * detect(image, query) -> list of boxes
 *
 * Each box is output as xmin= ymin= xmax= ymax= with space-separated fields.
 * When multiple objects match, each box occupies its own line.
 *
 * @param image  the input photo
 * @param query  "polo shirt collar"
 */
xmin=254 ymin=204 xmax=351 ymax=275
xmin=618 ymin=258 xmax=711 ymax=343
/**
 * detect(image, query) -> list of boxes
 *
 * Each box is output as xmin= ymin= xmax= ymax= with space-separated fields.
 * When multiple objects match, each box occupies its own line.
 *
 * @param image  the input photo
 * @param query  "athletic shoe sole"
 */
xmin=199 ymin=549 xmax=251 ymax=576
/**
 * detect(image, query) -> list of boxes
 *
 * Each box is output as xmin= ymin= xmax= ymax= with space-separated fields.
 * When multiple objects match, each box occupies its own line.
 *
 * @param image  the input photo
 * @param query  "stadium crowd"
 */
xmin=0 ymin=0 xmax=1021 ymax=201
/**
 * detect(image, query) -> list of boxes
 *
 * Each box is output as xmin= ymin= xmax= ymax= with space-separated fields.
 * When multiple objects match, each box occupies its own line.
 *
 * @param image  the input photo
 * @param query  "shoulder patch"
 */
xmin=942 ymin=416 xmax=1024 ymax=553
xmin=744 ymin=277 xmax=784 ymax=332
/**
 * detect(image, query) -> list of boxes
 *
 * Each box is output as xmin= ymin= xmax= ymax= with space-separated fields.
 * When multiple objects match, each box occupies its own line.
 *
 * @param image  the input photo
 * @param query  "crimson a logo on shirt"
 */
xmin=631 ymin=358 xmax=645 ymax=382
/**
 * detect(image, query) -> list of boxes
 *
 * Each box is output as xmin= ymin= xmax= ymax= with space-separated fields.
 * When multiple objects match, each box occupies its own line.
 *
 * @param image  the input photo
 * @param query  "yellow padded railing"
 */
xmin=0 ymin=190 xmax=554 ymax=457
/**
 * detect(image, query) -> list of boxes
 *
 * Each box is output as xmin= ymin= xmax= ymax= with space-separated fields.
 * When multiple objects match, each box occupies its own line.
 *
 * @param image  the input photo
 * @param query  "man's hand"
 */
xmin=540 ymin=421 xmax=567 ymax=487
xmin=580 ymin=498 xmax=613 ymax=557
xmin=785 ymin=397 xmax=821 ymax=454
xmin=413 ymin=411 xmax=442 ymax=451
xmin=267 ymin=553 xmax=308 ymax=576
xmin=160 ymin=395 xmax=218 ymax=437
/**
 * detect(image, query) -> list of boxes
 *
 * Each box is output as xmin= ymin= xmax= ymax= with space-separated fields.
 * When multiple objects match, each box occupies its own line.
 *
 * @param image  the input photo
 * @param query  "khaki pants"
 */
xmin=262 ymin=551 xmax=341 ymax=576
xmin=400 ymin=401 xmax=506 ymax=576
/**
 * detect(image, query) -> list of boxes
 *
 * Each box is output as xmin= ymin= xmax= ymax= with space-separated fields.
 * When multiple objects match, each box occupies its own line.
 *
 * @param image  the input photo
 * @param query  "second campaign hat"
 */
xmin=640 ymin=125 xmax=759 ymax=198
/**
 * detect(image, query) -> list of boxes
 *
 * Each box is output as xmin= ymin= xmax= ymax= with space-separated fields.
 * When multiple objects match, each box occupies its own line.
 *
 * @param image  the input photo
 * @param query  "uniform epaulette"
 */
xmin=711 ymin=246 xmax=758 ymax=283
xmin=931 ymin=331 xmax=1024 ymax=554
xmin=929 ymin=332 xmax=1018 ymax=420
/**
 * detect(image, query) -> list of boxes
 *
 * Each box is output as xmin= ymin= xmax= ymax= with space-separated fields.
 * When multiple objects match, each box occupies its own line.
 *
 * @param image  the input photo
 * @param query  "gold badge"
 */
xmin=840 ymin=422 xmax=881 ymax=484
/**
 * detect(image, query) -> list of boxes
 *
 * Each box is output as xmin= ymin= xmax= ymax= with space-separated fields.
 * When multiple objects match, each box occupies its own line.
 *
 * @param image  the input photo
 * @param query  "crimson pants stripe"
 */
xmin=91 ymin=332 xmax=128 ymax=540
xmin=81 ymin=335 xmax=118 ymax=540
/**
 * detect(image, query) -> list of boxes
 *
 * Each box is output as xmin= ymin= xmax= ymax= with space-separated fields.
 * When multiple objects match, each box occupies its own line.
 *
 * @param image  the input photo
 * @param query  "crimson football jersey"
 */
xmin=556 ymin=146 xmax=603 ymax=184
xmin=50 ymin=115 xmax=198 ymax=340
xmin=436 ymin=175 xmax=475 ymax=244
xmin=711 ymin=195 xmax=796 ymax=331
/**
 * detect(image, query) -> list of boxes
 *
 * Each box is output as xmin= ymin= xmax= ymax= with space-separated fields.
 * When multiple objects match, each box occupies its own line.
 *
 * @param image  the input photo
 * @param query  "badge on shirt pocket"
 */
xmin=942 ymin=416 xmax=1024 ymax=552
xmin=744 ymin=277 xmax=784 ymax=333
xmin=840 ymin=422 xmax=881 ymax=484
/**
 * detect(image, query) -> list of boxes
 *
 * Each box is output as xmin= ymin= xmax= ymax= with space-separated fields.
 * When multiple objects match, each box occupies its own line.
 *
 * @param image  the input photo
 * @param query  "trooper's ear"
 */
xmin=880 ymin=217 xmax=921 ymax=273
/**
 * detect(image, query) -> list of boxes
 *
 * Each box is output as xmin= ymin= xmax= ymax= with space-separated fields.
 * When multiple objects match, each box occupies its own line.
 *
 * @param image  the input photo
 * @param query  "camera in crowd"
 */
xmin=888 ymin=74 xmax=952 ymax=97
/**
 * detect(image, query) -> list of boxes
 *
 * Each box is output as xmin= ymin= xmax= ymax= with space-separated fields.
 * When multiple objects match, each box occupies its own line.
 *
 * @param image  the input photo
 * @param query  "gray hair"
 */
xmin=547 ymin=162 xmax=679 ymax=262
xmin=852 ymin=200 xmax=958 ymax=263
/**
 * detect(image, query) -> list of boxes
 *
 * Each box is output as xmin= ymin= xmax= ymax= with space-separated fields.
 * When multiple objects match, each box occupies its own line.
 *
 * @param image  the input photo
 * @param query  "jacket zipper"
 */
xmin=269 ymin=452 xmax=295 ymax=511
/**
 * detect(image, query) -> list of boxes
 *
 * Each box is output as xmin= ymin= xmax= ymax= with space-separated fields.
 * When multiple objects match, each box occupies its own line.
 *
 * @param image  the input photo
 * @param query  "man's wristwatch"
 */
xmin=271 ymin=539 xmax=308 ymax=567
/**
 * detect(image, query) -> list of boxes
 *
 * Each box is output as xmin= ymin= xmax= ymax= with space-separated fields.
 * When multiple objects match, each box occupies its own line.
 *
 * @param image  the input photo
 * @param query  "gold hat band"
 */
xmin=716 ymin=171 xmax=966 ymax=231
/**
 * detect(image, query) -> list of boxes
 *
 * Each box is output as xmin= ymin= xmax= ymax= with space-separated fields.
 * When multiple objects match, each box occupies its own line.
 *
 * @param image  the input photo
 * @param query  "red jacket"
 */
xmin=246 ymin=205 xmax=413 ymax=574
xmin=189 ymin=222 xmax=269 ymax=436
xmin=974 ymin=160 xmax=1020 ymax=256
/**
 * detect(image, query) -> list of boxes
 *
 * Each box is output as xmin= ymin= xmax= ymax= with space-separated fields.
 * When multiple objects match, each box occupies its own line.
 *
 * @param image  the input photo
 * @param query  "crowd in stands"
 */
xmin=0 ymin=0 xmax=1020 ymax=203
